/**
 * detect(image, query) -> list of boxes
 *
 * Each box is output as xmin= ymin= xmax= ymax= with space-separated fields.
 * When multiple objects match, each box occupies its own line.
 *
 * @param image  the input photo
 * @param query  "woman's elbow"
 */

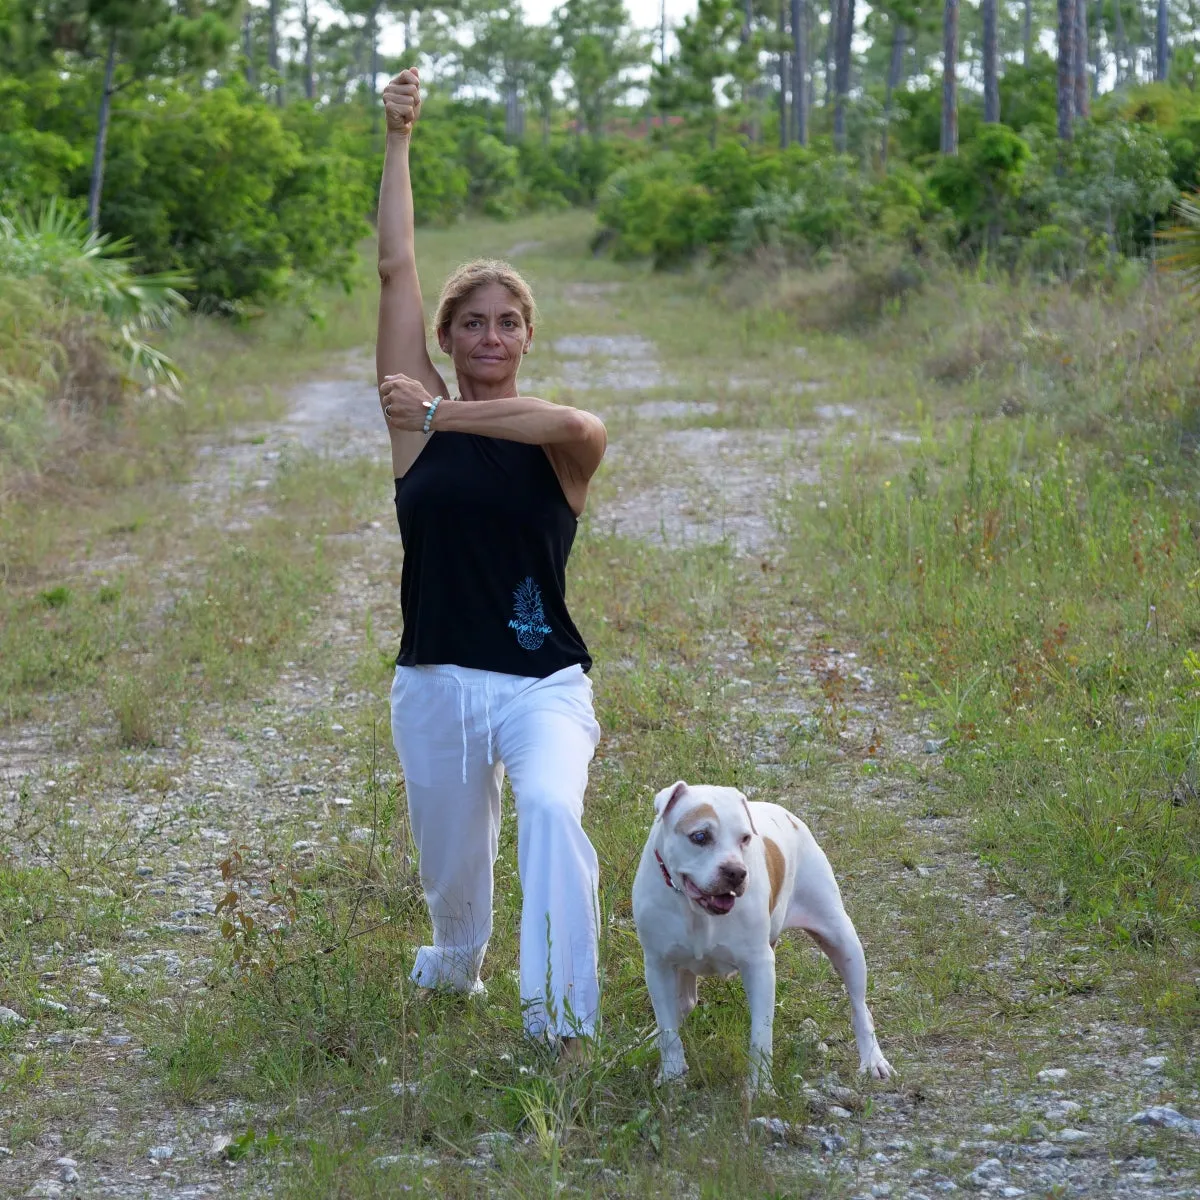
xmin=564 ymin=409 xmax=604 ymax=445
xmin=377 ymin=255 xmax=415 ymax=286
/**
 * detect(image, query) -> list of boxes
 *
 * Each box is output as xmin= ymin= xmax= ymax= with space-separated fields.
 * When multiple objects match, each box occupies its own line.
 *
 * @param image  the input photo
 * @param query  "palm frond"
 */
xmin=0 ymin=199 xmax=192 ymax=383
xmin=1157 ymin=191 xmax=1200 ymax=293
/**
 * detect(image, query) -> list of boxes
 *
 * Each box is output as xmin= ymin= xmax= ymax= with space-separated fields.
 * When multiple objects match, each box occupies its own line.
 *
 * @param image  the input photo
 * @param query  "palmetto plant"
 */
xmin=1158 ymin=191 xmax=1200 ymax=294
xmin=0 ymin=200 xmax=192 ymax=386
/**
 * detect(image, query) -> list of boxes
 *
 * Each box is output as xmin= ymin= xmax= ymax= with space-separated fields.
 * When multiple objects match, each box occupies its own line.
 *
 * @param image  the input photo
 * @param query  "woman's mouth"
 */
xmin=681 ymin=875 xmax=738 ymax=916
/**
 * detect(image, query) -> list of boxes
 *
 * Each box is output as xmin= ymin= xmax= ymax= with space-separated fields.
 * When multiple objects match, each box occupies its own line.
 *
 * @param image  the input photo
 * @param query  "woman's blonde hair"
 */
xmin=434 ymin=259 xmax=537 ymax=338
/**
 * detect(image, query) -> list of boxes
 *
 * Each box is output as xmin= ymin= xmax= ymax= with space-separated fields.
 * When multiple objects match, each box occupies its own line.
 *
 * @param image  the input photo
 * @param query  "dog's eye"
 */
xmin=740 ymin=834 xmax=752 ymax=846
xmin=689 ymin=830 xmax=709 ymax=846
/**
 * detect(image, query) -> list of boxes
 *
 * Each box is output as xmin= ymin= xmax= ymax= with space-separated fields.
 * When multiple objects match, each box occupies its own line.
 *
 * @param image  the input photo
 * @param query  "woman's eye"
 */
xmin=689 ymin=831 xmax=709 ymax=846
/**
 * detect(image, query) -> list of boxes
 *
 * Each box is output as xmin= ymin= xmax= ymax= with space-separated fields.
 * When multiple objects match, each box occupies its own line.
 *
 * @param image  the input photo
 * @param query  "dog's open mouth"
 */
xmin=681 ymin=875 xmax=739 ymax=916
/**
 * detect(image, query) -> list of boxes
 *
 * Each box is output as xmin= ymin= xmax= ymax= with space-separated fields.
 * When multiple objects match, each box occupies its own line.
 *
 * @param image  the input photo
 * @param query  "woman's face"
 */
xmin=439 ymin=282 xmax=532 ymax=385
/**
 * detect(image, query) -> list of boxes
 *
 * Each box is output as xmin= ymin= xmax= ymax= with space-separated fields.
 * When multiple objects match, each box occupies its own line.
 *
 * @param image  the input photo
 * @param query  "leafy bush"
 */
xmin=100 ymin=88 xmax=370 ymax=308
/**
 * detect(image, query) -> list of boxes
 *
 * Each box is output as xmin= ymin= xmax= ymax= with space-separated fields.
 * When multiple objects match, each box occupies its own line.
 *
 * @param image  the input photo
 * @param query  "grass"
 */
xmin=2 ymin=210 xmax=1199 ymax=1196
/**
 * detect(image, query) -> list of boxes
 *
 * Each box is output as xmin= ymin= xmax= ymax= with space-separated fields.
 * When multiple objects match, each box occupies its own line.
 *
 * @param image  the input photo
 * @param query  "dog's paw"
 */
xmin=858 ymin=1048 xmax=893 ymax=1080
xmin=655 ymin=1061 xmax=689 ymax=1087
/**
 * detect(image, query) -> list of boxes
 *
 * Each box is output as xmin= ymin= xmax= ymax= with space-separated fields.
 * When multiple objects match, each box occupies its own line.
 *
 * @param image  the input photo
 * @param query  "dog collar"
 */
xmin=655 ymin=850 xmax=681 ymax=892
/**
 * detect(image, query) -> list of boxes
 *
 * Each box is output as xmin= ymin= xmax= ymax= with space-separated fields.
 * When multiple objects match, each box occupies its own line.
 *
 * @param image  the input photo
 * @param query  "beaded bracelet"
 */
xmin=422 ymin=395 xmax=442 ymax=436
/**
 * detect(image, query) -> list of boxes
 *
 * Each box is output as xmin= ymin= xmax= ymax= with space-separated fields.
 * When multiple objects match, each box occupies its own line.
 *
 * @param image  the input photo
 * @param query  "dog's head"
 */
xmin=653 ymin=781 xmax=756 ymax=917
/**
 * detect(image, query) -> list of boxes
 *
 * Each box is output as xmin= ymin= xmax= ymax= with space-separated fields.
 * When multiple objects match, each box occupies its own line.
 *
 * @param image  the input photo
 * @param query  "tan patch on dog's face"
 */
xmin=676 ymin=803 xmax=719 ymax=835
xmin=763 ymin=836 xmax=786 ymax=912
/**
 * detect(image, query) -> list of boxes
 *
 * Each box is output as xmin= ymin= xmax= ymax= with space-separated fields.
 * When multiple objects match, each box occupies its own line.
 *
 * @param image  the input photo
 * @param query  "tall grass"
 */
xmin=783 ymin=271 xmax=1200 ymax=970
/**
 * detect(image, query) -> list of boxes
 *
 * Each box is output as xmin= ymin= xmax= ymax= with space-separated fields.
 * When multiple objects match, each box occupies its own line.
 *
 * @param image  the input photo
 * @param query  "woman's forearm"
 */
xmin=377 ymin=132 xmax=415 ymax=278
xmin=434 ymin=397 xmax=599 ymax=446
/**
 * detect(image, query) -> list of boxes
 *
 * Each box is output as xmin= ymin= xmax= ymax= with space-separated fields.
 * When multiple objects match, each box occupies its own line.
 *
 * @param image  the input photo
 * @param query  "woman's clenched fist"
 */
xmin=382 ymin=68 xmax=421 ymax=137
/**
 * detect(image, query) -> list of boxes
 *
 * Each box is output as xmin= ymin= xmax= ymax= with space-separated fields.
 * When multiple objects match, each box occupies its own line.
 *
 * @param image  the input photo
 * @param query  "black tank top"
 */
xmin=393 ymin=432 xmax=592 ymax=676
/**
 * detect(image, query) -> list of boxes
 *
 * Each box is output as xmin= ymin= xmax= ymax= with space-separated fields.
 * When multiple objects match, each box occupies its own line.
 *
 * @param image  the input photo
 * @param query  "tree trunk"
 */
xmin=824 ymin=15 xmax=834 ymax=108
xmin=792 ymin=0 xmax=807 ymax=145
xmin=778 ymin=0 xmax=789 ymax=147
xmin=242 ymin=7 xmax=256 ymax=86
xmin=1057 ymin=0 xmax=1075 ymax=139
xmin=833 ymin=0 xmax=853 ymax=152
xmin=983 ymin=0 xmax=999 ymax=122
xmin=302 ymin=0 xmax=315 ymax=100
xmin=1156 ymin=0 xmax=1168 ymax=80
xmin=882 ymin=20 xmax=905 ymax=165
xmin=1113 ymin=0 xmax=1126 ymax=84
xmin=88 ymin=27 xmax=118 ymax=234
xmin=368 ymin=2 xmax=380 ymax=130
xmin=1074 ymin=0 xmax=1089 ymax=116
xmin=941 ymin=0 xmax=958 ymax=154
xmin=268 ymin=0 xmax=281 ymax=105
xmin=741 ymin=0 xmax=759 ymax=143
xmin=1024 ymin=0 xmax=1033 ymax=64
xmin=1091 ymin=0 xmax=1101 ymax=96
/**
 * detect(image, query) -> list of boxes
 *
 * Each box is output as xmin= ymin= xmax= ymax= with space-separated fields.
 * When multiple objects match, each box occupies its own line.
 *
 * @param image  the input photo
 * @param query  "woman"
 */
xmin=376 ymin=69 xmax=608 ymax=1058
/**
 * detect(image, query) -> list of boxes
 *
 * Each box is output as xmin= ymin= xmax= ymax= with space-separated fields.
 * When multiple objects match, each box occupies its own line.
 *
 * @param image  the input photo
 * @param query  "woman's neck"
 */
xmin=456 ymin=377 xmax=520 ymax=403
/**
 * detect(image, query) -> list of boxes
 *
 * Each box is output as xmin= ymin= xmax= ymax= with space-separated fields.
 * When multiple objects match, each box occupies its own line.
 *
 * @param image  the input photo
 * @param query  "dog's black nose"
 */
xmin=720 ymin=863 xmax=747 ymax=889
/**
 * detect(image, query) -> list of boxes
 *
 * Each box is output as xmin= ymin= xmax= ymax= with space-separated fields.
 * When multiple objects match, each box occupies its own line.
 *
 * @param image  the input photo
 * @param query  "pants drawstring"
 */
xmin=455 ymin=674 xmax=468 ymax=784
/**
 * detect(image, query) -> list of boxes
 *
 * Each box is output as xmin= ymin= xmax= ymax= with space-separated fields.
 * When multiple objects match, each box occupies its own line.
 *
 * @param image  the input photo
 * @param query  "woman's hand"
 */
xmin=382 ymin=69 xmax=421 ymax=137
xmin=380 ymin=373 xmax=441 ymax=432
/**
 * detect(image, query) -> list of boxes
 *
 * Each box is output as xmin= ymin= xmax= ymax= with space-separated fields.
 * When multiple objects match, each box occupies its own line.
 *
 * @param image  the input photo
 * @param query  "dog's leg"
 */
xmin=803 ymin=918 xmax=892 ymax=1079
xmin=741 ymin=952 xmax=777 ymax=1097
xmin=677 ymin=968 xmax=698 ymax=1020
xmin=644 ymin=954 xmax=688 ymax=1084
xmin=787 ymin=855 xmax=892 ymax=1079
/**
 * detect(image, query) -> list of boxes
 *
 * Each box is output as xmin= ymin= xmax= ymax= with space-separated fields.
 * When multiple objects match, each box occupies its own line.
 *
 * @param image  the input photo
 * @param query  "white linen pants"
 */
xmin=390 ymin=662 xmax=602 ymax=1039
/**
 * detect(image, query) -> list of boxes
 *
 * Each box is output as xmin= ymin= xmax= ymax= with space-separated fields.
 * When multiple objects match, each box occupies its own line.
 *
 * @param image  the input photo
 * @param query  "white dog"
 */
xmin=632 ymin=780 xmax=892 ymax=1093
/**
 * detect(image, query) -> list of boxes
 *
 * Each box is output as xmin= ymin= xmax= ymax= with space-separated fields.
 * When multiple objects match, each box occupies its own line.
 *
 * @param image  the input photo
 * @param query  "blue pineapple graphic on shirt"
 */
xmin=509 ymin=576 xmax=552 ymax=650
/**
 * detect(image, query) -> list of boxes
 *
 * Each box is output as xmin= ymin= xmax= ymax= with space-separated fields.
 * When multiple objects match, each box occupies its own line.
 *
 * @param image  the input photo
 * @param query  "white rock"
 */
xmin=1035 ymin=1068 xmax=1068 ymax=1082
xmin=966 ymin=1158 xmax=1005 ymax=1189
xmin=1043 ymin=1101 xmax=1081 ymax=1120
xmin=210 ymin=1134 xmax=233 ymax=1157
xmin=828 ymin=1105 xmax=854 ymax=1119
xmin=1026 ymin=1141 xmax=1066 ymax=1160
xmin=1128 ymin=1106 xmax=1200 ymax=1135
xmin=374 ymin=1152 xmax=439 ymax=1169
xmin=389 ymin=1080 xmax=419 ymax=1096
xmin=475 ymin=1131 xmax=516 ymax=1152
xmin=147 ymin=1145 xmax=173 ymax=1160
xmin=1142 ymin=1055 xmax=1167 ymax=1070
xmin=0 ymin=1006 xmax=25 ymax=1025
xmin=999 ymin=1190 xmax=1025 ymax=1198
xmin=333 ymin=796 xmax=353 ymax=806
xmin=27 ymin=1182 xmax=63 ymax=1198
xmin=37 ymin=998 xmax=69 ymax=1013
xmin=291 ymin=840 xmax=315 ymax=851
xmin=1053 ymin=1128 xmax=1091 ymax=1143
xmin=749 ymin=1116 xmax=793 ymax=1141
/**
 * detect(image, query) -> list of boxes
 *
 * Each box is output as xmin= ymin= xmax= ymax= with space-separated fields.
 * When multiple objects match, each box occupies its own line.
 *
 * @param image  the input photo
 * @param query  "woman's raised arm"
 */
xmin=377 ymin=69 xmax=448 ymax=477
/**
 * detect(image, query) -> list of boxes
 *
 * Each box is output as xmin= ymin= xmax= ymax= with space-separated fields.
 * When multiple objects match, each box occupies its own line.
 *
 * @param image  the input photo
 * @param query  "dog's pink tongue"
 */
xmin=706 ymin=893 xmax=736 ymax=915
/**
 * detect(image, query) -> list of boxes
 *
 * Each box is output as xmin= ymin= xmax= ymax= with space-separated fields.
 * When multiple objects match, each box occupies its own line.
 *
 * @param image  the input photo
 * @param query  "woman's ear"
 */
xmin=436 ymin=327 xmax=450 ymax=356
xmin=524 ymin=324 xmax=534 ymax=354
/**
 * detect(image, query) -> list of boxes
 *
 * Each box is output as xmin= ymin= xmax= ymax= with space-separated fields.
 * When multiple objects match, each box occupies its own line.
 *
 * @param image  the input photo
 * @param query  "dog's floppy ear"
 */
xmin=739 ymin=792 xmax=758 ymax=836
xmin=654 ymin=781 xmax=688 ymax=822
